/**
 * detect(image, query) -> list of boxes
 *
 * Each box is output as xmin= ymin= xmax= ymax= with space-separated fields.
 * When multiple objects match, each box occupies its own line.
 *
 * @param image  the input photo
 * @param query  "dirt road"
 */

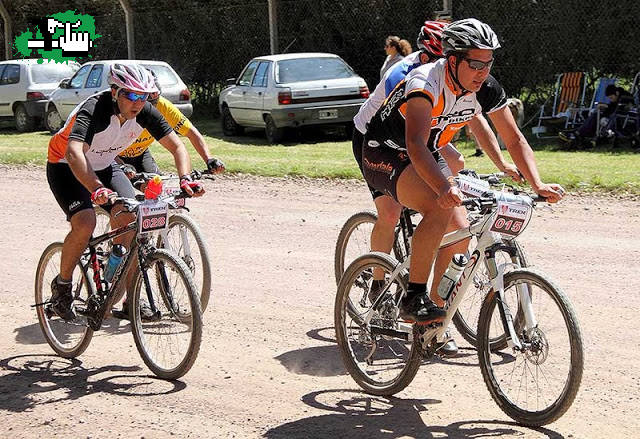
xmin=0 ymin=166 xmax=638 ymax=438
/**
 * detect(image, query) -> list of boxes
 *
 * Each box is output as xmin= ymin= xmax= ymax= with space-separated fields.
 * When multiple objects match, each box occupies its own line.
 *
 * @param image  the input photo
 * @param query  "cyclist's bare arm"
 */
xmin=157 ymin=131 xmax=192 ymax=178
xmin=467 ymin=114 xmax=521 ymax=181
xmin=185 ymin=126 xmax=211 ymax=163
xmin=488 ymin=106 xmax=564 ymax=202
xmin=65 ymin=139 xmax=102 ymax=192
xmin=405 ymin=97 xmax=460 ymax=208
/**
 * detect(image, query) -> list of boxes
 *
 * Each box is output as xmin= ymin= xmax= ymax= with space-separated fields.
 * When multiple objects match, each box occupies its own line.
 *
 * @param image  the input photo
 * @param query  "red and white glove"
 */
xmin=90 ymin=187 xmax=115 ymax=205
xmin=180 ymin=176 xmax=204 ymax=197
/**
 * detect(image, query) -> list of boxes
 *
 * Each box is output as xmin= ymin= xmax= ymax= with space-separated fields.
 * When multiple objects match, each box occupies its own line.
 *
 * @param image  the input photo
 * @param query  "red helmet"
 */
xmin=417 ymin=20 xmax=447 ymax=58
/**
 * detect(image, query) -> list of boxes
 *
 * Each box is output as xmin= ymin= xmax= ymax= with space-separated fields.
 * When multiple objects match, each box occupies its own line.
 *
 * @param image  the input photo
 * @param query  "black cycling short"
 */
xmin=47 ymin=161 xmax=136 ymax=221
xmin=352 ymin=129 xmax=384 ymax=200
xmin=119 ymin=148 xmax=160 ymax=174
xmin=361 ymin=136 xmax=451 ymax=201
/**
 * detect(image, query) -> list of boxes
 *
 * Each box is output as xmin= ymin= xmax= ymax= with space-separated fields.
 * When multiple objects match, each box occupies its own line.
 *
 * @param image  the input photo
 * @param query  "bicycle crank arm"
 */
xmin=370 ymin=325 xmax=410 ymax=341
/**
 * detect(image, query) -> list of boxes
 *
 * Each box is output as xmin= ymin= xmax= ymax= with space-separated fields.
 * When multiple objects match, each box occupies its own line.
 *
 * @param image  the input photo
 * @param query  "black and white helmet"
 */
xmin=442 ymin=18 xmax=501 ymax=55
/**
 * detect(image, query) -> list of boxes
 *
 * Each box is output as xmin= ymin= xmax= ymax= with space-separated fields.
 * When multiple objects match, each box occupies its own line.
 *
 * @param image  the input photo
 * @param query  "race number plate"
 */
xmin=319 ymin=109 xmax=338 ymax=119
xmin=490 ymin=200 xmax=531 ymax=237
xmin=138 ymin=200 xmax=169 ymax=234
xmin=456 ymin=174 xmax=490 ymax=198
xmin=163 ymin=186 xmax=185 ymax=208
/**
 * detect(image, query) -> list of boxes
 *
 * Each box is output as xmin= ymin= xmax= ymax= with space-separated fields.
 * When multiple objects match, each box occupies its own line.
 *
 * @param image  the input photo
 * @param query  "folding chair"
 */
xmin=612 ymin=72 xmax=640 ymax=147
xmin=534 ymin=72 xmax=587 ymax=138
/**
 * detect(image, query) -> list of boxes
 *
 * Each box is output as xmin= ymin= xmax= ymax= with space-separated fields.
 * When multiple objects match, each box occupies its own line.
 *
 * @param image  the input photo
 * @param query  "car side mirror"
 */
xmin=59 ymin=78 xmax=71 ymax=89
xmin=225 ymin=78 xmax=237 ymax=87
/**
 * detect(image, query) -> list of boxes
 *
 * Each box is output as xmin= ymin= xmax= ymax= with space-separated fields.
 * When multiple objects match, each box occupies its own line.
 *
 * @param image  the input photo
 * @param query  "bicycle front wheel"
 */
xmin=452 ymin=240 xmax=529 ymax=350
xmin=34 ymin=242 xmax=94 ymax=358
xmin=158 ymin=213 xmax=212 ymax=311
xmin=477 ymin=268 xmax=583 ymax=426
xmin=130 ymin=249 xmax=203 ymax=379
xmin=335 ymin=252 xmax=421 ymax=396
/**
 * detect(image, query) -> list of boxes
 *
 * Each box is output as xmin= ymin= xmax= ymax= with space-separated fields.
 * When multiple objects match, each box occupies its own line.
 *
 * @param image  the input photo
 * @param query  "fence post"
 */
xmin=268 ymin=0 xmax=278 ymax=54
xmin=0 ymin=0 xmax=12 ymax=60
xmin=118 ymin=0 xmax=135 ymax=59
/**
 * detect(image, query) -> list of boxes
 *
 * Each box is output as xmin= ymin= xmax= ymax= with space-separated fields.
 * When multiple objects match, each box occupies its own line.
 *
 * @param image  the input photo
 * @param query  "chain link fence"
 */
xmin=2 ymin=0 xmax=638 ymax=119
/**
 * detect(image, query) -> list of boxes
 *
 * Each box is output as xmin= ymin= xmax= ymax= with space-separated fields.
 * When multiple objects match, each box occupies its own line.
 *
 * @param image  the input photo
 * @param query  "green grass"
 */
xmin=1 ymin=118 xmax=639 ymax=193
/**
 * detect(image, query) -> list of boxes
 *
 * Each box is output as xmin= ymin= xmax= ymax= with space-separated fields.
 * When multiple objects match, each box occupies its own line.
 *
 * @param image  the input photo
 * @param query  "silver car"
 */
xmin=45 ymin=59 xmax=192 ymax=132
xmin=219 ymin=53 xmax=369 ymax=143
xmin=0 ymin=59 xmax=79 ymax=131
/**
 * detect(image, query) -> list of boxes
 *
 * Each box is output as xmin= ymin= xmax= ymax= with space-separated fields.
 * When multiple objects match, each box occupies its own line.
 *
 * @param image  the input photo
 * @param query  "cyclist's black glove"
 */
xmin=206 ymin=158 xmax=225 ymax=173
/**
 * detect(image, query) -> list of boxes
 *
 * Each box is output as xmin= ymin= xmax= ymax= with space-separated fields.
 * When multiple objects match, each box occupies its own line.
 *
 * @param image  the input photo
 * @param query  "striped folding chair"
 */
xmin=534 ymin=72 xmax=587 ymax=138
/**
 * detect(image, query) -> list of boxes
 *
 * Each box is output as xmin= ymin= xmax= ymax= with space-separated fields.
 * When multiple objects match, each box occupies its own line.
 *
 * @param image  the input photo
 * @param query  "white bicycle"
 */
xmin=335 ymin=183 xmax=583 ymax=426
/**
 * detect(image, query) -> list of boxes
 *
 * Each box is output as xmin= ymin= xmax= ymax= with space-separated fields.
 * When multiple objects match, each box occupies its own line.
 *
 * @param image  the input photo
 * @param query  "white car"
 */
xmin=219 ymin=53 xmax=369 ymax=143
xmin=45 ymin=59 xmax=193 ymax=132
xmin=0 ymin=59 xmax=79 ymax=131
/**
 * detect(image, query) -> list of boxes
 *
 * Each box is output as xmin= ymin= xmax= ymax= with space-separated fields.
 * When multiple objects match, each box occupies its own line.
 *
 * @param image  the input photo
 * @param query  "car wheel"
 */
xmin=45 ymin=105 xmax=63 ymax=133
xmin=221 ymin=105 xmax=244 ymax=136
xmin=15 ymin=104 xmax=37 ymax=132
xmin=265 ymin=115 xmax=284 ymax=144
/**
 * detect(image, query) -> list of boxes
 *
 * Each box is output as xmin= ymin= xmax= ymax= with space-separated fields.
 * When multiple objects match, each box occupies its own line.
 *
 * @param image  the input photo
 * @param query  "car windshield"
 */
xmin=142 ymin=64 xmax=178 ymax=86
xmin=31 ymin=63 xmax=79 ymax=84
xmin=276 ymin=57 xmax=355 ymax=83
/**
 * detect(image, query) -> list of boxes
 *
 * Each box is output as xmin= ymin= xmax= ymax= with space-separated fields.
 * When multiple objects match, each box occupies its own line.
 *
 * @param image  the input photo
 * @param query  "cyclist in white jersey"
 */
xmin=46 ymin=64 xmax=204 ymax=321
xmin=362 ymin=19 xmax=565 ymax=325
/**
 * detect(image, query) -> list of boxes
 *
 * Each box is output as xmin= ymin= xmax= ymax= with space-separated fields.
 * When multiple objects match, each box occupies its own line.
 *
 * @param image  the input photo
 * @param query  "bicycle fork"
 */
xmin=486 ymin=252 xmax=534 ymax=351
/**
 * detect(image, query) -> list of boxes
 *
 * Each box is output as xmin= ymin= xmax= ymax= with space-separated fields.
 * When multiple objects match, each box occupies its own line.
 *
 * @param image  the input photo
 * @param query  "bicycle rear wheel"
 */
xmin=335 ymin=252 xmax=420 ymax=396
xmin=34 ymin=242 xmax=94 ymax=358
xmin=130 ymin=249 xmax=202 ymax=379
xmin=452 ymin=240 xmax=529 ymax=350
xmin=158 ymin=213 xmax=212 ymax=312
xmin=334 ymin=211 xmax=377 ymax=285
xmin=477 ymin=268 xmax=583 ymax=426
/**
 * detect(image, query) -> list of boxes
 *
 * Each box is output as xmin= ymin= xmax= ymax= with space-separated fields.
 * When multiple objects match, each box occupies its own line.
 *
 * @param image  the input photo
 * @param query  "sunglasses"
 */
xmin=119 ymin=89 xmax=149 ymax=102
xmin=464 ymin=57 xmax=494 ymax=71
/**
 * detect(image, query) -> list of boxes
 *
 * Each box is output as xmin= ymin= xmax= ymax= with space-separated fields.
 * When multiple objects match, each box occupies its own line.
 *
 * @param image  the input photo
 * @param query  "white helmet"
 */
xmin=442 ymin=18 xmax=501 ymax=55
xmin=108 ymin=63 xmax=158 ymax=94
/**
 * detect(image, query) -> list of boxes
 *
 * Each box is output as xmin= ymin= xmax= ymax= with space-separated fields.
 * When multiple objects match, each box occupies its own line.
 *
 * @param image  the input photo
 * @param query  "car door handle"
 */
xmin=258 ymin=92 xmax=262 ymax=96
xmin=242 ymin=91 xmax=246 ymax=95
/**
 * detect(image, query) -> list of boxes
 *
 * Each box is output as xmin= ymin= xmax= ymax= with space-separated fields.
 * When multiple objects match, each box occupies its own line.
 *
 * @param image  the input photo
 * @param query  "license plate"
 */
xmin=318 ymin=109 xmax=338 ymax=119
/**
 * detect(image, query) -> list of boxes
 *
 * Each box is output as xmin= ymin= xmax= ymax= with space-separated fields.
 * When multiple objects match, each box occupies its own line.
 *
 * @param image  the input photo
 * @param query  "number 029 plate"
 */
xmin=490 ymin=200 xmax=531 ymax=237
xmin=138 ymin=200 xmax=169 ymax=234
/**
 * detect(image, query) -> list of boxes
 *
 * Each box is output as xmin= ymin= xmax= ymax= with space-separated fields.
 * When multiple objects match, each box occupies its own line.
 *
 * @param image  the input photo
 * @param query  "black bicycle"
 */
xmin=95 ymin=169 xmax=213 ymax=312
xmin=35 ymin=191 xmax=202 ymax=380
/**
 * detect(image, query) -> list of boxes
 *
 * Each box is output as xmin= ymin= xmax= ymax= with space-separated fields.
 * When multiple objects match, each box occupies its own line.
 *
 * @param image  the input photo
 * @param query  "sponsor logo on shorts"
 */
xmin=367 ymin=140 xmax=380 ymax=148
xmin=363 ymin=157 xmax=394 ymax=175
xmin=69 ymin=200 xmax=82 ymax=211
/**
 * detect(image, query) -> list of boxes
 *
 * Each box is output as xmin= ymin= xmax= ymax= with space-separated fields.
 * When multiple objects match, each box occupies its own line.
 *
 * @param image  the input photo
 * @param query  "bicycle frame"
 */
xmin=80 ymin=202 xmax=175 ymax=329
xmin=367 ymin=207 xmax=534 ymax=351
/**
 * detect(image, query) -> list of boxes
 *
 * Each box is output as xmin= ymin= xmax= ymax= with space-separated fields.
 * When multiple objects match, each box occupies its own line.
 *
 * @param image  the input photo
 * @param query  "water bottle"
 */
xmin=437 ymin=253 xmax=468 ymax=301
xmin=104 ymin=244 xmax=127 ymax=283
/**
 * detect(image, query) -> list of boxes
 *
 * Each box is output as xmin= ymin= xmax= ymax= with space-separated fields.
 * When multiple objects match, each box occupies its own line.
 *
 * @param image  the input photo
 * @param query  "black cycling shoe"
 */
xmin=399 ymin=294 xmax=446 ymax=325
xmin=367 ymin=280 xmax=386 ymax=304
xmin=49 ymin=275 xmax=77 ymax=321
xmin=112 ymin=301 xmax=157 ymax=322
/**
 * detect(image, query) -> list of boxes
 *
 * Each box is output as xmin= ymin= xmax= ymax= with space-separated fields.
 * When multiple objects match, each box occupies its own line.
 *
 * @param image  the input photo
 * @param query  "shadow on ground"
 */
xmin=0 ymin=354 xmax=186 ymax=413
xmin=264 ymin=389 xmax=564 ymax=438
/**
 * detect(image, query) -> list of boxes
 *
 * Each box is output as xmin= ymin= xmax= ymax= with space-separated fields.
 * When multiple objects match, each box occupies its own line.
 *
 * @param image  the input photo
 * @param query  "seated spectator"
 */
xmin=380 ymin=36 xmax=412 ymax=79
xmin=560 ymin=84 xmax=633 ymax=145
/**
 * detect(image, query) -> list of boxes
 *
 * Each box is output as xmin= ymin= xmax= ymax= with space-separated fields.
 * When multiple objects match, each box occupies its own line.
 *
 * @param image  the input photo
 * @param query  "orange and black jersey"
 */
xmin=48 ymin=91 xmax=172 ymax=171
xmin=365 ymin=58 xmax=507 ymax=154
